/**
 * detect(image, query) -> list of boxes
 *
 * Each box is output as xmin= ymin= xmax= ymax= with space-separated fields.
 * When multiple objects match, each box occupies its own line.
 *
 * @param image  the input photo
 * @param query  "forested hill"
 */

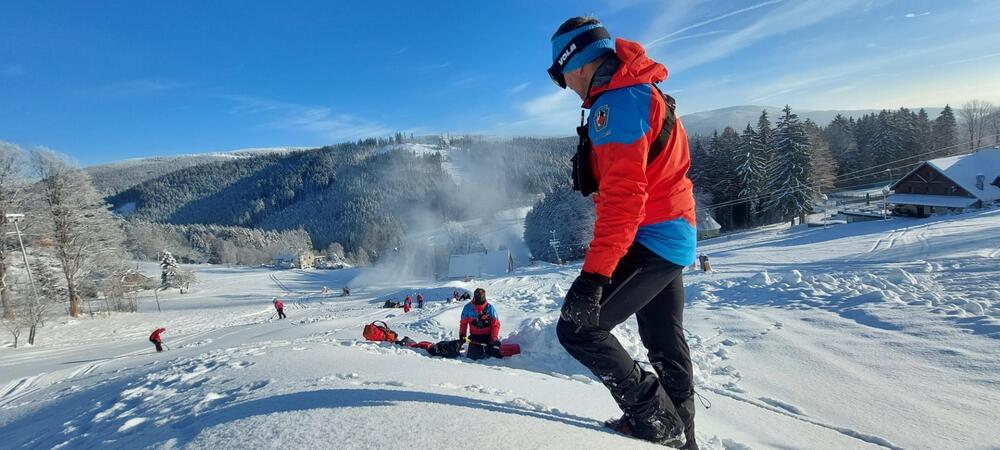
xmin=680 ymin=105 xmax=944 ymax=137
xmin=105 ymin=136 xmax=574 ymax=256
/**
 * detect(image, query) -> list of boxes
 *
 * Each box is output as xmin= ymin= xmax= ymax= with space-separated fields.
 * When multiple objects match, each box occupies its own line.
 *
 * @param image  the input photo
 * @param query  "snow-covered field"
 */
xmin=1 ymin=210 xmax=998 ymax=449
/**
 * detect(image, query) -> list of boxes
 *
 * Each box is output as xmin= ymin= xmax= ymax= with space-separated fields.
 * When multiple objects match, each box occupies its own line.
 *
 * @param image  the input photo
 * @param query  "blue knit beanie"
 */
xmin=551 ymin=22 xmax=615 ymax=73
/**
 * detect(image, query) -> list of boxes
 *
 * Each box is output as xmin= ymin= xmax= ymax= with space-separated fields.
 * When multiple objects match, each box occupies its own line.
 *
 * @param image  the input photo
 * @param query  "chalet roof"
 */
xmin=892 ymin=147 xmax=1000 ymax=203
xmin=887 ymin=193 xmax=979 ymax=208
xmin=697 ymin=213 xmax=721 ymax=231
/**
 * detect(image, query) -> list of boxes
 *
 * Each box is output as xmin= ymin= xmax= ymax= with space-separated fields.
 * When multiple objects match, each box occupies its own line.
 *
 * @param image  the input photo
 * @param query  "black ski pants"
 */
xmin=277 ymin=308 xmax=286 ymax=319
xmin=466 ymin=334 xmax=501 ymax=360
xmin=557 ymin=242 xmax=693 ymax=423
xmin=150 ymin=337 xmax=163 ymax=352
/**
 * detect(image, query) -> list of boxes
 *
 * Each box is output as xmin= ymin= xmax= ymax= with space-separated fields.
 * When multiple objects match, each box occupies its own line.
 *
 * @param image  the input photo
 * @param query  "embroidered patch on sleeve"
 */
xmin=595 ymin=104 xmax=609 ymax=132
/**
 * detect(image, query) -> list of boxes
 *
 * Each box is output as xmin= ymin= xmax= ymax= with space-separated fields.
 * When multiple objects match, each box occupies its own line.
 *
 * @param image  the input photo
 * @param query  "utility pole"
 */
xmin=549 ymin=230 xmax=562 ymax=265
xmin=4 ymin=213 xmax=39 ymax=301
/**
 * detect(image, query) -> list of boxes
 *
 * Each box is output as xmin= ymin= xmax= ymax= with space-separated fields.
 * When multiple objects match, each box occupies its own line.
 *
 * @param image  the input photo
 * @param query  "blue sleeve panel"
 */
xmin=589 ymin=84 xmax=653 ymax=146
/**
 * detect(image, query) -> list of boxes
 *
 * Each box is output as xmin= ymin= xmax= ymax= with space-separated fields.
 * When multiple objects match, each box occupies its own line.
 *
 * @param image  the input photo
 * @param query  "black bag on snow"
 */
xmin=427 ymin=339 xmax=464 ymax=358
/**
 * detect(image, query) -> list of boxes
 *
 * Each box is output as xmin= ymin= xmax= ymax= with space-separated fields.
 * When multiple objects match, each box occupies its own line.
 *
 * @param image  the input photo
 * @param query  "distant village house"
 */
xmin=888 ymin=147 xmax=1000 ymax=217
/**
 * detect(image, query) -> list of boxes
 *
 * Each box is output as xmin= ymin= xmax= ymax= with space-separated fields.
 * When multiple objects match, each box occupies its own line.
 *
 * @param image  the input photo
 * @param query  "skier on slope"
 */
xmin=149 ymin=327 xmax=166 ymax=352
xmin=548 ymin=17 xmax=698 ymax=448
xmin=273 ymin=297 xmax=286 ymax=320
xmin=417 ymin=293 xmax=424 ymax=309
xmin=403 ymin=295 xmax=412 ymax=313
xmin=458 ymin=288 xmax=502 ymax=360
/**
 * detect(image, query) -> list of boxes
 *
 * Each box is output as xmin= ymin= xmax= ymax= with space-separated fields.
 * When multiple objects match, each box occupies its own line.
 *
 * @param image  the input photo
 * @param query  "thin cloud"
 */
xmin=646 ymin=0 xmax=783 ymax=49
xmin=508 ymin=82 xmax=530 ymax=95
xmin=662 ymin=0 xmax=867 ymax=72
xmin=98 ymin=79 xmax=192 ymax=97
xmin=3 ymin=64 xmax=23 ymax=77
xmin=743 ymin=33 xmax=1000 ymax=107
xmin=648 ymin=30 xmax=726 ymax=47
xmin=904 ymin=12 xmax=930 ymax=18
xmin=225 ymin=94 xmax=394 ymax=142
xmin=410 ymin=61 xmax=452 ymax=73
xmin=497 ymin=88 xmax=580 ymax=135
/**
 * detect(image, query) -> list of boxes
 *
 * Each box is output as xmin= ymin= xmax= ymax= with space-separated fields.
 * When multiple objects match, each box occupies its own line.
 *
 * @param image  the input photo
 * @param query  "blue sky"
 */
xmin=2 ymin=0 xmax=999 ymax=165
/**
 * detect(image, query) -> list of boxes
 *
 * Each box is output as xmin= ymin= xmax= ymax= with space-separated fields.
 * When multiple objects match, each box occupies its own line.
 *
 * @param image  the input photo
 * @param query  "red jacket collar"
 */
xmin=583 ymin=38 xmax=667 ymax=108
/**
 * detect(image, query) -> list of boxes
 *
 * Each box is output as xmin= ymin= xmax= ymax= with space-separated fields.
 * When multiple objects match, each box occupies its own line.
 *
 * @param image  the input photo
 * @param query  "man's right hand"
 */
xmin=561 ymin=271 xmax=611 ymax=329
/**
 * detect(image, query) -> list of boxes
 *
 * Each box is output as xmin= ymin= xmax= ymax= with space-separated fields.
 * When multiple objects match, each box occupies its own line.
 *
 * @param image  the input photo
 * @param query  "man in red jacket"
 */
xmin=403 ymin=295 xmax=412 ymax=313
xmin=458 ymin=288 xmax=502 ymax=360
xmin=149 ymin=327 xmax=166 ymax=352
xmin=273 ymin=297 xmax=286 ymax=319
xmin=548 ymin=17 xmax=697 ymax=449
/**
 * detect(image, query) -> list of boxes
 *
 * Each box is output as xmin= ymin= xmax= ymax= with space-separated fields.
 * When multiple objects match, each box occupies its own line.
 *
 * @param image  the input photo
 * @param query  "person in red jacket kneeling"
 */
xmin=149 ymin=327 xmax=166 ymax=352
xmin=459 ymin=288 xmax=502 ymax=360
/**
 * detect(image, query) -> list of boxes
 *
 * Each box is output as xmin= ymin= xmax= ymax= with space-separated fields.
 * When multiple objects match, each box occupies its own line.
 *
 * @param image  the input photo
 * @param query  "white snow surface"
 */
xmin=2 ymin=210 xmax=999 ymax=449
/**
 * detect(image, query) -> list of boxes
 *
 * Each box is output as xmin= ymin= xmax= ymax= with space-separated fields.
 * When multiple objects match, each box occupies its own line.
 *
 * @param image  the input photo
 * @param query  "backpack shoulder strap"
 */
xmin=647 ymin=84 xmax=677 ymax=167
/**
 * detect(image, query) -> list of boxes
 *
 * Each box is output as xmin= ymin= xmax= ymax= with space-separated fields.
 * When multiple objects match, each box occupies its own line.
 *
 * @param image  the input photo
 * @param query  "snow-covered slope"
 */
xmin=1 ymin=210 xmax=998 ymax=449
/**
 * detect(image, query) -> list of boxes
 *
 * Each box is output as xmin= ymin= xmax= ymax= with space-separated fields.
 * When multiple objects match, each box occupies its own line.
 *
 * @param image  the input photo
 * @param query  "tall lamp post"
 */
xmin=3 ymin=213 xmax=39 ymax=301
xmin=549 ymin=229 xmax=562 ymax=265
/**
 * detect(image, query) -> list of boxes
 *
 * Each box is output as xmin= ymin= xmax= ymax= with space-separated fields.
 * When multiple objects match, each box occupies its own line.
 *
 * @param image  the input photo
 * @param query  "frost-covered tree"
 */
xmin=958 ymin=99 xmax=994 ymax=150
xmin=523 ymin=183 xmax=595 ymax=263
xmin=765 ymin=106 xmax=815 ymax=225
xmin=1 ymin=296 xmax=24 ymax=347
xmin=932 ymin=105 xmax=958 ymax=154
xmin=757 ymin=110 xmax=774 ymax=159
xmin=735 ymin=124 xmax=767 ymax=225
xmin=160 ymin=250 xmax=177 ymax=287
xmin=803 ymin=119 xmax=837 ymax=193
xmin=825 ymin=114 xmax=857 ymax=184
xmin=0 ymin=142 xmax=27 ymax=320
xmin=31 ymin=148 xmax=127 ymax=317
xmin=25 ymin=258 xmax=59 ymax=344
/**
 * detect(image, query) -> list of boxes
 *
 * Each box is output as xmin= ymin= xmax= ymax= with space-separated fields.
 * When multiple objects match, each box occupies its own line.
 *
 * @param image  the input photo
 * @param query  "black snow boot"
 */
xmin=601 ymin=363 xmax=686 ymax=447
xmin=604 ymin=411 xmax=686 ymax=448
xmin=671 ymin=395 xmax=698 ymax=450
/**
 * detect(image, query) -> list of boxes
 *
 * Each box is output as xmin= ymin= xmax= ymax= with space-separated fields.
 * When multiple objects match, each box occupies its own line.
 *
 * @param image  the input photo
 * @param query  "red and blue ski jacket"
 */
xmin=459 ymin=300 xmax=500 ymax=342
xmin=581 ymin=38 xmax=697 ymax=277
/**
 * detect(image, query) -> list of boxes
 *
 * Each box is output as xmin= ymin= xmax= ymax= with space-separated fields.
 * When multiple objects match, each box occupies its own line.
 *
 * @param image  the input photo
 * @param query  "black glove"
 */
xmin=561 ymin=272 xmax=611 ymax=329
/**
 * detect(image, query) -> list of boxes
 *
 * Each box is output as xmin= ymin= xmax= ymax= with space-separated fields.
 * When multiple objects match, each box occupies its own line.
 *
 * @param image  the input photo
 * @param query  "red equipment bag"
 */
xmin=499 ymin=343 xmax=521 ymax=357
xmin=363 ymin=321 xmax=398 ymax=342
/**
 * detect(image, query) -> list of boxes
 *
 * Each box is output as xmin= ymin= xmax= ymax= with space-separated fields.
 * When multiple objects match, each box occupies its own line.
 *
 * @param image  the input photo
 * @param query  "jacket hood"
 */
xmin=585 ymin=38 xmax=667 ymax=107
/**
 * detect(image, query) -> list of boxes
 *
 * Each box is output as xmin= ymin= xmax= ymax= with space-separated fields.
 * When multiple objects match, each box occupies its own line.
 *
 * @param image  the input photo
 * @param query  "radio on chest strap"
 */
xmin=571 ymin=84 xmax=677 ymax=197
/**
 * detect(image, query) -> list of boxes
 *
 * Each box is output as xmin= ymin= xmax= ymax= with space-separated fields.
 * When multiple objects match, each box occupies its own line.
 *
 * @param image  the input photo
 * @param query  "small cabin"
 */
xmin=271 ymin=252 xmax=316 ymax=269
xmin=696 ymin=212 xmax=722 ymax=240
xmin=297 ymin=252 xmax=316 ymax=269
xmin=888 ymin=147 xmax=1000 ymax=217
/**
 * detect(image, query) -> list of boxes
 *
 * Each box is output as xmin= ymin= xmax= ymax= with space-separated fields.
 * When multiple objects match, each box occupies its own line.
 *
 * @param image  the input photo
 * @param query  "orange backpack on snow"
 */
xmin=363 ymin=321 xmax=398 ymax=342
